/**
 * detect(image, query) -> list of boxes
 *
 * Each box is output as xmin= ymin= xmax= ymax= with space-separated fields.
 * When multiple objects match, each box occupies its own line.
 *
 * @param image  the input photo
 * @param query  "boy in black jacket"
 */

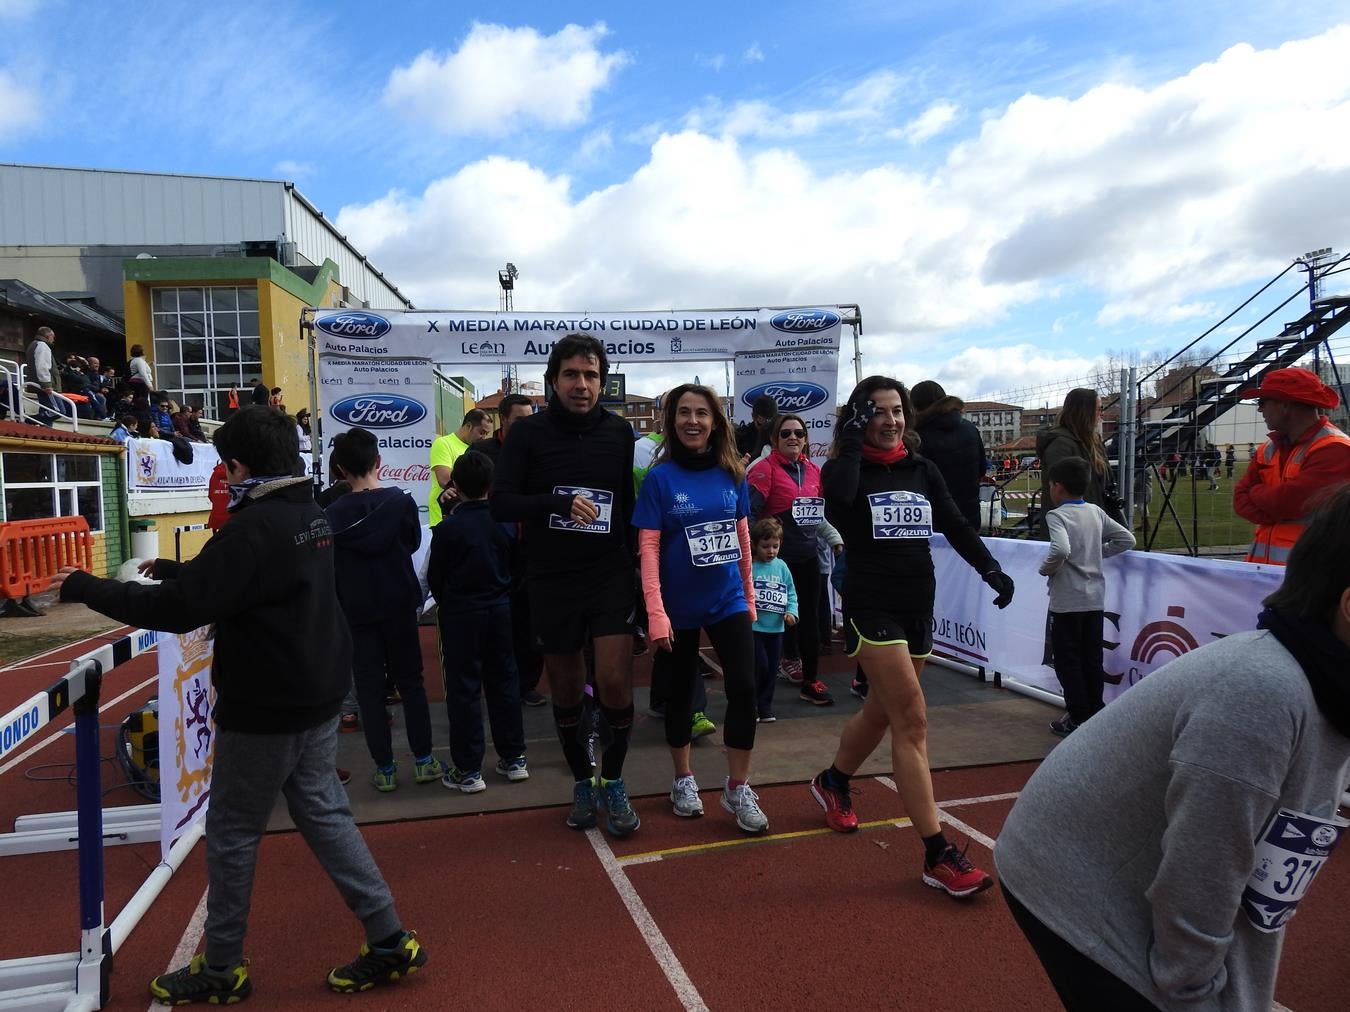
xmin=53 ymin=406 xmax=428 ymax=1005
xmin=327 ymin=427 xmax=444 ymax=793
xmin=427 ymin=451 xmax=527 ymax=791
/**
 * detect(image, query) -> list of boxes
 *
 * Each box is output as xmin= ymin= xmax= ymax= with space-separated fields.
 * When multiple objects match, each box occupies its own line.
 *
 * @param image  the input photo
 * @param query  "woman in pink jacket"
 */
xmin=748 ymin=414 xmax=833 ymax=705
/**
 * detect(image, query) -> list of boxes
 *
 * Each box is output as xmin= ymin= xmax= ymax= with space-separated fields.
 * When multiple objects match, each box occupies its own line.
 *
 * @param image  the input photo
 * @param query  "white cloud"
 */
xmin=696 ymin=53 xmax=727 ymax=71
xmin=893 ymin=99 xmax=959 ymax=144
xmin=383 ymin=22 xmax=629 ymax=136
xmin=685 ymin=70 xmax=905 ymax=138
xmin=339 ymin=26 xmax=1350 ymax=398
xmin=576 ymin=128 xmax=613 ymax=164
xmin=273 ymin=159 xmax=316 ymax=180
xmin=0 ymin=68 xmax=40 ymax=138
xmin=743 ymin=43 xmax=764 ymax=63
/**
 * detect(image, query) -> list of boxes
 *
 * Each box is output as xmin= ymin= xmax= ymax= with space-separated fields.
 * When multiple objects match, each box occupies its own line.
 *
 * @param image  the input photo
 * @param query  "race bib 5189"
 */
xmin=867 ymin=491 xmax=932 ymax=540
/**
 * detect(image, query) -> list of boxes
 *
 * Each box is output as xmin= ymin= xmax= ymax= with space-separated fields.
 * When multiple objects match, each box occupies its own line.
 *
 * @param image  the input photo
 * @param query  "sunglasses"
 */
xmin=778 ymin=428 xmax=806 ymax=438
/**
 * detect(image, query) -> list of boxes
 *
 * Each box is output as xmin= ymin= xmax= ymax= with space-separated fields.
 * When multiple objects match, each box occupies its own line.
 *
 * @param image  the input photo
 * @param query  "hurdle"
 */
xmin=0 ymin=629 xmax=204 ymax=1010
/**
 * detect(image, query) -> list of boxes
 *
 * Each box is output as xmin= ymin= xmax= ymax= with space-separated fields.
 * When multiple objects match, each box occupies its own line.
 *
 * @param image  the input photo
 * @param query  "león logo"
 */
xmin=1130 ymin=605 xmax=1201 ymax=664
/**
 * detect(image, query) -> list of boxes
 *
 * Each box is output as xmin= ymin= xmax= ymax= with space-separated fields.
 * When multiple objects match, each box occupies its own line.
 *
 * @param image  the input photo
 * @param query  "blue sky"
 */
xmin=2 ymin=0 xmax=1348 ymax=404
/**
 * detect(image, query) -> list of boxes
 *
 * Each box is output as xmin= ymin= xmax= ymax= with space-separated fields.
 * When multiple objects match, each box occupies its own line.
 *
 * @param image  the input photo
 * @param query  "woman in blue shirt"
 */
xmin=634 ymin=384 xmax=767 ymax=833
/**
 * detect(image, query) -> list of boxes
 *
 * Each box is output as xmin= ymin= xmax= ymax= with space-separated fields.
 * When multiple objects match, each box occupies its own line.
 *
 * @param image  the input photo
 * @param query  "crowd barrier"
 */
xmin=0 ymin=628 xmax=202 ymax=1011
xmin=0 ymin=518 xmax=93 ymax=602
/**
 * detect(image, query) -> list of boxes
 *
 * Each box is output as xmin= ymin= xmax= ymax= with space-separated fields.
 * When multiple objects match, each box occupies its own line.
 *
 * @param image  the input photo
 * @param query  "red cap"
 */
xmin=1239 ymin=367 xmax=1340 ymax=409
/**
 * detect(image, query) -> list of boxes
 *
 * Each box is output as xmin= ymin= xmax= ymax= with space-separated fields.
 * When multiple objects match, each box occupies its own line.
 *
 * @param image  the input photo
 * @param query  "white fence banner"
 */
xmin=931 ymin=536 xmax=1285 ymax=700
xmin=733 ymin=345 xmax=840 ymax=464
xmin=157 ymin=627 xmax=215 ymax=858
xmin=127 ymin=438 xmax=220 ymax=491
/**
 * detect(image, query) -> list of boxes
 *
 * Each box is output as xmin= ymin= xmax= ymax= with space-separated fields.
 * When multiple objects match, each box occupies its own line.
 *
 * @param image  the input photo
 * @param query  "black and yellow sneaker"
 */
xmin=327 ymin=930 xmax=427 ymax=993
xmin=148 ymin=953 xmax=251 ymax=1005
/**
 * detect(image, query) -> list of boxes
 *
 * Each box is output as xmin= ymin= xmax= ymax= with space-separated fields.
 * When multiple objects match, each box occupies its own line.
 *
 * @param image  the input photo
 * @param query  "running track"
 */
xmin=2 ymin=633 xmax=1346 ymax=1010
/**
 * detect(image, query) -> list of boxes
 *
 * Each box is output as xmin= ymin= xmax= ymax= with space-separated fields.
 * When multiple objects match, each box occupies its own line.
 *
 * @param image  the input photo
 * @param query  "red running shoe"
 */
xmin=922 ymin=843 xmax=993 ymax=898
xmin=810 ymin=770 xmax=858 ymax=833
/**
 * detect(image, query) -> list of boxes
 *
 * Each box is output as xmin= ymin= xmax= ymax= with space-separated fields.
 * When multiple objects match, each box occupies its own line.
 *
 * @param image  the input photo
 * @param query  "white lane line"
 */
xmin=873 ymin=776 xmax=1019 ymax=811
xmin=584 ymin=828 xmax=708 ymax=1012
xmin=937 ymin=810 xmax=997 ymax=852
xmin=0 ymin=673 xmax=157 ymax=777
xmin=0 ymin=627 xmax=134 ymax=671
xmin=1272 ymin=1002 xmax=1295 ymax=1012
xmin=146 ymin=887 xmax=209 ymax=1012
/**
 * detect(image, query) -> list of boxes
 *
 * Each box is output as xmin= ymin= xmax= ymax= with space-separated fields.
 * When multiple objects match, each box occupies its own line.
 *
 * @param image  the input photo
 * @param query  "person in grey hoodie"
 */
xmin=996 ymin=481 xmax=1350 ymax=1012
xmin=1038 ymin=455 xmax=1135 ymax=736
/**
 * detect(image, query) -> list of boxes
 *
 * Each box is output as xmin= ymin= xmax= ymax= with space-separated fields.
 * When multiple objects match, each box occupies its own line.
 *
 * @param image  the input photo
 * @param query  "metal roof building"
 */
xmin=0 ymin=163 xmax=412 ymax=311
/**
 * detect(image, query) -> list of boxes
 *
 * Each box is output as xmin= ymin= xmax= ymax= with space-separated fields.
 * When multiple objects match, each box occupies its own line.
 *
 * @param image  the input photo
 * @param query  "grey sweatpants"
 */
xmin=203 ymin=717 xmax=401 ymax=965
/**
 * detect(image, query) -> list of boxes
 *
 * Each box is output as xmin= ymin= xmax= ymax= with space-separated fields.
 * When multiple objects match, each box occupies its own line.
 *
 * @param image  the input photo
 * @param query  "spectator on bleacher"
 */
xmin=910 ymin=379 xmax=986 ymax=531
xmin=109 ymin=414 xmax=137 ymax=443
xmin=997 ymin=482 xmax=1350 ymax=1012
xmin=296 ymin=409 xmax=312 ymax=454
xmin=1035 ymin=388 xmax=1126 ymax=537
xmin=153 ymin=398 xmax=174 ymax=434
xmin=250 ymin=377 xmax=269 ymax=405
xmin=269 ymin=387 xmax=284 ymax=410
xmin=127 ymin=344 xmax=154 ymax=394
xmin=1234 ymin=367 xmax=1350 ymax=566
xmin=188 ymin=405 xmax=208 ymax=442
xmin=24 ymin=325 xmax=62 ymax=425
xmin=172 ymin=406 xmax=194 ymax=439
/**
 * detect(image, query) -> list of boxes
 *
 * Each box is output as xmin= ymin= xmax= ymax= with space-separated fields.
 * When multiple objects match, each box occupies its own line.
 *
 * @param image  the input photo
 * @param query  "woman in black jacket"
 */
xmin=1035 ymin=388 xmax=1125 ymax=535
xmin=911 ymin=380 xmax=986 ymax=531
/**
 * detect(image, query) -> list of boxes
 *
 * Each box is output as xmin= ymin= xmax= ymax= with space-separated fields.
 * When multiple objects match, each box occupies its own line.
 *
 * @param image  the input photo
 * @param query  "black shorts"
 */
xmin=529 ymin=567 xmax=635 ymax=655
xmin=843 ymin=609 xmax=932 ymax=659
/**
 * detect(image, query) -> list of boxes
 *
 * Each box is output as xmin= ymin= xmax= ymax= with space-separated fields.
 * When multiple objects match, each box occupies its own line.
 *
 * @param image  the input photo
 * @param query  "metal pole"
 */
xmin=72 ymin=658 xmax=109 ymax=1006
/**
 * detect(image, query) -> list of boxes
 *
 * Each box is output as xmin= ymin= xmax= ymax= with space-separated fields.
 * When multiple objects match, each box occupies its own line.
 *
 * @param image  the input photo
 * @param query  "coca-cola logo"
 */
xmin=379 ymin=463 xmax=430 ymax=483
xmin=329 ymin=394 xmax=427 ymax=429
xmin=316 ymin=311 xmax=391 ymax=339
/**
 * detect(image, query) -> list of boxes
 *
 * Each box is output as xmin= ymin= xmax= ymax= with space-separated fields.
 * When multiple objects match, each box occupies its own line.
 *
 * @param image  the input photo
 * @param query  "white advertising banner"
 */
xmin=312 ymin=307 xmax=844 ymax=364
xmin=733 ymin=345 xmax=840 ymax=464
xmin=127 ymin=438 xmax=220 ymax=491
xmin=931 ymin=536 xmax=1285 ymax=700
xmin=157 ymin=627 xmax=215 ymax=858
xmin=315 ymin=306 xmax=845 ymax=520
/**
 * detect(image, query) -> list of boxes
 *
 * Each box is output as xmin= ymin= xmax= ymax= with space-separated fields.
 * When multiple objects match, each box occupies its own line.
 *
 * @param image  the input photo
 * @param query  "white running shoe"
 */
xmin=720 ymin=779 xmax=768 ymax=833
xmin=670 ymin=774 xmax=704 ymax=818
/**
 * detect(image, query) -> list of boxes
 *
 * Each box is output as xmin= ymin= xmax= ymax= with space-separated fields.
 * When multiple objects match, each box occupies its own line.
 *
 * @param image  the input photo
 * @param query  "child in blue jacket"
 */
xmin=750 ymin=518 xmax=798 ymax=722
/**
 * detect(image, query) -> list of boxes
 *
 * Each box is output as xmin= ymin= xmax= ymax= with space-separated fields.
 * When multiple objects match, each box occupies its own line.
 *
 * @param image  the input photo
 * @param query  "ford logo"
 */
xmin=329 ymin=394 xmax=426 ymax=429
xmin=769 ymin=309 xmax=840 ymax=334
xmin=742 ymin=381 xmax=830 ymax=413
xmin=316 ymin=311 xmax=391 ymax=340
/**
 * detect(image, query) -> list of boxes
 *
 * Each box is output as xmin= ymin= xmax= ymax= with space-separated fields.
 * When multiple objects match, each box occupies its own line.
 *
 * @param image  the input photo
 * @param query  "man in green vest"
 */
xmin=427 ymin=408 xmax=492 ymax=526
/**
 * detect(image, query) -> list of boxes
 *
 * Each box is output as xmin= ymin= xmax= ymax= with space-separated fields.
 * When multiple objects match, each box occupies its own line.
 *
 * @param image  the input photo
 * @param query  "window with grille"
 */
xmin=151 ymin=286 xmax=262 ymax=420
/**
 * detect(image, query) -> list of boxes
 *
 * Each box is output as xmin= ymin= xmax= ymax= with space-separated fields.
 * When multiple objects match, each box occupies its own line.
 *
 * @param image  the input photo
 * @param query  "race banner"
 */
xmin=127 ymin=438 xmax=220 ymax=491
xmin=312 ymin=307 xmax=844 ymax=364
xmin=930 ymin=536 xmax=1284 ymax=701
xmin=733 ymin=344 xmax=840 ymax=464
xmin=157 ymin=626 xmax=215 ymax=858
xmin=318 ymin=356 xmax=436 ymax=520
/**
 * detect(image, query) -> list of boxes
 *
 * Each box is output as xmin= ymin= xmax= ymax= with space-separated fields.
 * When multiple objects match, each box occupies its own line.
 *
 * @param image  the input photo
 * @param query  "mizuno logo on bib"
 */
xmin=549 ymin=486 xmax=613 ymax=534
xmin=867 ymin=491 xmax=932 ymax=539
xmin=685 ymin=519 xmax=740 ymax=567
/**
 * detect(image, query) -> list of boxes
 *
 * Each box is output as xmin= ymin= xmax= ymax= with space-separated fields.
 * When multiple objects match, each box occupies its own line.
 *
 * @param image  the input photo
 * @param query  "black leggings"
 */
xmin=783 ymin=557 xmax=820 ymax=680
xmin=1001 ymin=884 xmax=1161 ymax=1011
xmin=664 ymin=612 xmax=756 ymax=751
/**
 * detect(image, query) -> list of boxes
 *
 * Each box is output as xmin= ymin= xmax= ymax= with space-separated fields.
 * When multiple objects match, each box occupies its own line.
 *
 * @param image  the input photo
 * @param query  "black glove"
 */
xmin=842 ymin=397 xmax=877 ymax=433
xmin=983 ymin=569 xmax=1014 ymax=609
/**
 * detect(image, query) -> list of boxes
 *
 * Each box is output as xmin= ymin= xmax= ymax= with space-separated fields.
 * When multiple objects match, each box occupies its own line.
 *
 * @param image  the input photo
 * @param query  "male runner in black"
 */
xmin=491 ymin=334 xmax=640 ymax=834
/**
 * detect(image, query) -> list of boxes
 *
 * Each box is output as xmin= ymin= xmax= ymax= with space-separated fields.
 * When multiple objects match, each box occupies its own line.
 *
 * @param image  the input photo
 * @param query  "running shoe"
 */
xmin=670 ymin=774 xmax=704 ymax=818
xmin=327 ymin=930 xmax=427 ymax=994
xmin=922 ymin=843 xmax=994 ymax=898
xmin=566 ymin=778 xmax=598 ymax=829
xmin=799 ymin=680 xmax=834 ymax=705
xmin=373 ymin=764 xmax=397 ymax=793
xmin=720 ymin=780 xmax=769 ymax=833
xmin=494 ymin=756 xmax=530 ymax=782
xmin=413 ymin=756 xmax=446 ymax=784
xmin=690 ymin=711 xmax=716 ymax=738
xmin=339 ymin=712 xmax=359 ymax=733
xmin=148 ymin=954 xmax=251 ymax=1005
xmin=778 ymin=658 xmax=804 ymax=684
xmin=810 ymin=770 xmax=858 ymax=833
xmin=757 ymin=712 xmax=777 ymax=723
xmin=598 ymin=776 xmax=641 ymax=836
xmin=1050 ymin=714 xmax=1078 ymax=737
xmin=336 ymin=767 xmax=352 ymax=786
xmin=440 ymin=767 xmax=486 ymax=793
xmin=521 ymin=690 xmax=548 ymax=707
xmin=850 ymin=677 xmax=869 ymax=701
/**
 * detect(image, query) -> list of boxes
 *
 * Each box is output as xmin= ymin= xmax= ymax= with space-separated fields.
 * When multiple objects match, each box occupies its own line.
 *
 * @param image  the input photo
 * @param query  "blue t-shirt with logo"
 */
xmin=632 ymin=461 xmax=751 ymax=630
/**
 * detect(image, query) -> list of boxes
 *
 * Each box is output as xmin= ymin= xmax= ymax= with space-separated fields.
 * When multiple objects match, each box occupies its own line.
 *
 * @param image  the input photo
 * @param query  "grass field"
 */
xmin=991 ymin=462 xmax=1256 ymax=555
